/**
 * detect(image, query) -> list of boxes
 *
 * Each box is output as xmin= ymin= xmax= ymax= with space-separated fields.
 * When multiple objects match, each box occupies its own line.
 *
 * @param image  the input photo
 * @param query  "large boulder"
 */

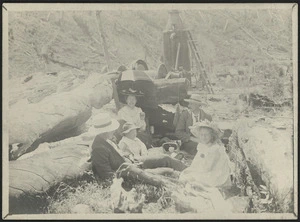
xmin=8 ymin=72 xmax=119 ymax=159
xmin=236 ymin=119 xmax=294 ymax=212
xmin=9 ymin=144 xmax=91 ymax=214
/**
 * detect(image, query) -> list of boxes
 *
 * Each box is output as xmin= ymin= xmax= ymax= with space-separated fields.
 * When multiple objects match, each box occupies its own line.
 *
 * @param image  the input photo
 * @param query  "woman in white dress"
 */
xmin=179 ymin=121 xmax=232 ymax=188
xmin=117 ymin=88 xmax=151 ymax=147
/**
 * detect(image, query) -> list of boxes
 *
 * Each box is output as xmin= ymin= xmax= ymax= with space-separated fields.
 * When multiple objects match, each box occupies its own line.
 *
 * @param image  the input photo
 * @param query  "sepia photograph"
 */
xmin=2 ymin=3 xmax=298 ymax=220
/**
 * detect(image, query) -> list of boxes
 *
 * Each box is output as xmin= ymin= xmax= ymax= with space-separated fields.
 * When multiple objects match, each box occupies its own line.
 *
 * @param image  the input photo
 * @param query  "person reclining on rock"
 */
xmin=175 ymin=94 xmax=212 ymax=156
xmin=90 ymin=113 xmax=187 ymax=185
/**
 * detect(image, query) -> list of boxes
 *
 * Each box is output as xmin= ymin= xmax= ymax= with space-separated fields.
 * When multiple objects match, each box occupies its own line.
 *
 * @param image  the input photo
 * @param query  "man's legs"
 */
xmin=142 ymin=154 xmax=187 ymax=171
xmin=118 ymin=163 xmax=173 ymax=188
xmin=180 ymin=140 xmax=198 ymax=156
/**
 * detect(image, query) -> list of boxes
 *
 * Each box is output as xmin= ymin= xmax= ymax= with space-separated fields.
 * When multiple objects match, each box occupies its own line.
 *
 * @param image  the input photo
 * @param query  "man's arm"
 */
xmin=91 ymin=146 xmax=115 ymax=180
xmin=118 ymin=141 xmax=135 ymax=162
xmin=202 ymin=109 xmax=212 ymax=121
xmin=175 ymin=110 xmax=191 ymax=143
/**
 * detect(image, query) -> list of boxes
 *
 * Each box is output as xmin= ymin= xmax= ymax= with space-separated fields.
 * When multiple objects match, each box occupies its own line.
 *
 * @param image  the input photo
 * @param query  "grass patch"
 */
xmin=45 ymin=172 xmax=176 ymax=214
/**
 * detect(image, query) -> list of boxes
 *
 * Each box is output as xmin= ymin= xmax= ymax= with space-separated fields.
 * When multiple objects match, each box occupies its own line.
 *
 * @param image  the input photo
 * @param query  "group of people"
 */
xmin=90 ymin=88 xmax=233 ymax=192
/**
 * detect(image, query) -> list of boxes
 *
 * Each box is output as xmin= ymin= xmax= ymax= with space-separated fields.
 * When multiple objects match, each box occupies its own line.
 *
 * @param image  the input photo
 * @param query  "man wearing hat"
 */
xmin=175 ymin=94 xmax=212 ymax=156
xmin=91 ymin=113 xmax=187 ymax=185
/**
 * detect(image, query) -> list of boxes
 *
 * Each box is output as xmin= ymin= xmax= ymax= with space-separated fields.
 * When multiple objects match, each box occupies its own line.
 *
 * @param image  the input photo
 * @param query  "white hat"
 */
xmin=122 ymin=122 xmax=140 ymax=135
xmin=88 ymin=113 xmax=120 ymax=136
xmin=189 ymin=120 xmax=223 ymax=138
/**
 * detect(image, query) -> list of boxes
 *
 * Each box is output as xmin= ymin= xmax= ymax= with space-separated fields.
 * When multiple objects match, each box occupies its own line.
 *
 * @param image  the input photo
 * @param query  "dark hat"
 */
xmin=121 ymin=88 xmax=144 ymax=97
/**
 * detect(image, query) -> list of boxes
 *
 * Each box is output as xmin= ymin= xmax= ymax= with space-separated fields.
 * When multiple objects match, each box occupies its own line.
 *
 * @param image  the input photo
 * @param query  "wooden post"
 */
xmin=111 ymin=78 xmax=121 ymax=111
xmin=95 ymin=11 xmax=111 ymax=71
xmin=175 ymin=42 xmax=181 ymax=71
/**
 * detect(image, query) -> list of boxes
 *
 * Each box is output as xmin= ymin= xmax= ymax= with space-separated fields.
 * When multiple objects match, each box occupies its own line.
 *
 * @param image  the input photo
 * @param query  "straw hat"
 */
xmin=122 ymin=122 xmax=140 ymax=135
xmin=120 ymin=88 xmax=144 ymax=97
xmin=88 ymin=113 xmax=120 ymax=136
xmin=184 ymin=94 xmax=207 ymax=106
xmin=189 ymin=120 xmax=223 ymax=139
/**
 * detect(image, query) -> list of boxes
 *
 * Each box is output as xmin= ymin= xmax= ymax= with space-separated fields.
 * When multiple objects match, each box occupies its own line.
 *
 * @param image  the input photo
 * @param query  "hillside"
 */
xmin=8 ymin=9 xmax=292 ymax=77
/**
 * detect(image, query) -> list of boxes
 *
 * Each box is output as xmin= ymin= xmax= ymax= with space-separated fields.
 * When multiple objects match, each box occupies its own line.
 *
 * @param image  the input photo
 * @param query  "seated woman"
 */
xmin=117 ymin=88 xmax=151 ymax=147
xmin=118 ymin=122 xmax=186 ymax=171
xmin=118 ymin=122 xmax=148 ymax=162
xmin=179 ymin=120 xmax=232 ymax=189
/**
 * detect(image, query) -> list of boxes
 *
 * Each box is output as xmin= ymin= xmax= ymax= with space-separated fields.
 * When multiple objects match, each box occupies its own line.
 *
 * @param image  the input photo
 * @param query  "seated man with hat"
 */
xmin=175 ymin=94 xmax=212 ymax=156
xmin=91 ymin=113 xmax=187 ymax=185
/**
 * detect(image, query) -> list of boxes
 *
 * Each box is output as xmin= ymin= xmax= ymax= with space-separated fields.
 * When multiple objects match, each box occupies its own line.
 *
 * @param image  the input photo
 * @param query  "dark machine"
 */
xmin=115 ymin=10 xmax=214 ymax=142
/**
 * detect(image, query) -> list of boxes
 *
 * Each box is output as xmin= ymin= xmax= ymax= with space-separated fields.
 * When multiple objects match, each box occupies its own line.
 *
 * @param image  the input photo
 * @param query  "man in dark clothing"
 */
xmin=175 ymin=94 xmax=212 ymax=156
xmin=90 ymin=113 xmax=187 ymax=184
xmin=92 ymin=135 xmax=126 ymax=180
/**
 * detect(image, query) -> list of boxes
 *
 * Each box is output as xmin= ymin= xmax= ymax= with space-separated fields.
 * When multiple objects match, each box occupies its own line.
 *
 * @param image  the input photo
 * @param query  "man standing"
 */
xmin=175 ymin=94 xmax=212 ymax=156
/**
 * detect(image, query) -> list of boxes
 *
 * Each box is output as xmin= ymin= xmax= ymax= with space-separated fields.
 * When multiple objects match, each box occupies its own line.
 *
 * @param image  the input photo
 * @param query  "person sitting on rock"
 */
xmin=118 ymin=88 xmax=146 ymax=131
xmin=117 ymin=88 xmax=151 ymax=147
xmin=175 ymin=94 xmax=212 ymax=156
xmin=179 ymin=120 xmax=232 ymax=189
xmin=90 ymin=113 xmax=187 ymax=185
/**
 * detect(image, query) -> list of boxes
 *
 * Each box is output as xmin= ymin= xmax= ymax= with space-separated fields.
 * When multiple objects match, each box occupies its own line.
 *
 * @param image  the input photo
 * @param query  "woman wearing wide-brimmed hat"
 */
xmin=179 ymin=120 xmax=232 ymax=188
xmin=118 ymin=88 xmax=146 ymax=130
xmin=117 ymin=87 xmax=152 ymax=148
xmin=175 ymin=94 xmax=212 ymax=156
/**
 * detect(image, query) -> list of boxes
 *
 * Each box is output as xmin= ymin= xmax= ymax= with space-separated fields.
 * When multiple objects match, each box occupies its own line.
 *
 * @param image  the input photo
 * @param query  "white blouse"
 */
xmin=118 ymin=136 xmax=148 ymax=161
xmin=118 ymin=105 xmax=146 ymax=131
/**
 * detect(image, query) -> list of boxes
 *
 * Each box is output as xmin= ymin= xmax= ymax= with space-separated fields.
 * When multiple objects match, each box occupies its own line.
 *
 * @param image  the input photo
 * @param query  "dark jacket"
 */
xmin=91 ymin=135 xmax=125 ymax=180
xmin=175 ymin=109 xmax=212 ymax=143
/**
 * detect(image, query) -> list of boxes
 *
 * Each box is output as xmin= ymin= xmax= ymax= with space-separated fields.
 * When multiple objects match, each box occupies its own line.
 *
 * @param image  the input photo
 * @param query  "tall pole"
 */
xmin=95 ymin=11 xmax=111 ymax=71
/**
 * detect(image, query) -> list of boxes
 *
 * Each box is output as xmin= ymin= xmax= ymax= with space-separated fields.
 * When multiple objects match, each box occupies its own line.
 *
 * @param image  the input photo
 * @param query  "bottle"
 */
xmin=150 ymin=126 xmax=154 ymax=134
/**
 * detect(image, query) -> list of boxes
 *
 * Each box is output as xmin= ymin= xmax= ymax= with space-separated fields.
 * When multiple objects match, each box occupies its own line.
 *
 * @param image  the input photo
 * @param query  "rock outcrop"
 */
xmin=9 ymin=72 xmax=119 ymax=159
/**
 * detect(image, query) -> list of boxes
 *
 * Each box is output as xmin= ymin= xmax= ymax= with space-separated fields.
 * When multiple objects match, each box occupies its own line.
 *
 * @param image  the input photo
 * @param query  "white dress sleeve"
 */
xmin=137 ymin=138 xmax=148 ymax=157
xmin=136 ymin=107 xmax=146 ymax=131
xmin=118 ymin=107 xmax=127 ymax=121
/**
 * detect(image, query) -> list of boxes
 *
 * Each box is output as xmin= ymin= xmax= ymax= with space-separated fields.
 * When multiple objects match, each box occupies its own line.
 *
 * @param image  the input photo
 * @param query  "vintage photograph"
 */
xmin=2 ymin=3 xmax=298 ymax=220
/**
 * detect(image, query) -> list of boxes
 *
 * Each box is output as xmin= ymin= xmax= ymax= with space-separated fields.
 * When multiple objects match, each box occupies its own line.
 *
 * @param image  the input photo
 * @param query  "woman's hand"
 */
xmin=172 ymin=170 xmax=181 ymax=178
xmin=190 ymin=136 xmax=199 ymax=143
